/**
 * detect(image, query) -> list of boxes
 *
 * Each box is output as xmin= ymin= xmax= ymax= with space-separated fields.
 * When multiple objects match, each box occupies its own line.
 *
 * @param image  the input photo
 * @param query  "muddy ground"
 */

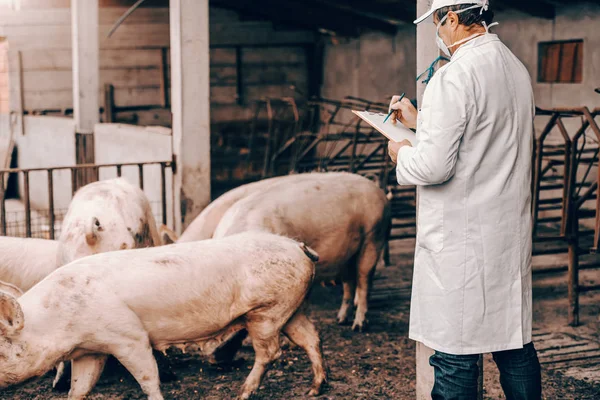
xmin=3 ymin=240 xmax=599 ymax=399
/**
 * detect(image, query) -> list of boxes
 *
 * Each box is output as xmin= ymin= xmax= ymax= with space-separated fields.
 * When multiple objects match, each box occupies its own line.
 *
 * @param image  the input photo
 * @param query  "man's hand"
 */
xmin=388 ymin=140 xmax=413 ymax=163
xmin=388 ymin=96 xmax=418 ymax=130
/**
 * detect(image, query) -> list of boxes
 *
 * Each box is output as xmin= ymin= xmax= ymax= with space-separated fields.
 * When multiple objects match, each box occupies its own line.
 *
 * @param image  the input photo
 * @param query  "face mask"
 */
xmin=435 ymin=3 xmax=498 ymax=57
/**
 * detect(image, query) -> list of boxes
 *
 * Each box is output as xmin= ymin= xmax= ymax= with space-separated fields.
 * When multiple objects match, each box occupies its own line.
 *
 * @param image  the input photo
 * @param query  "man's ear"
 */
xmin=447 ymin=11 xmax=460 ymax=30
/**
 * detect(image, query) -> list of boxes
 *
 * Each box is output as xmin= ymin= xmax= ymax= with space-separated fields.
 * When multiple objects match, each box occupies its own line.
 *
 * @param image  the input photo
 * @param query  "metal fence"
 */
xmin=0 ymin=161 xmax=173 ymax=240
xmin=247 ymin=95 xmax=600 ymax=326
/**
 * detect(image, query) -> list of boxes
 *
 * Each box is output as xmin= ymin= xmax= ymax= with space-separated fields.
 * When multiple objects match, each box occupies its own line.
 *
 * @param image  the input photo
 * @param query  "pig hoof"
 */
xmin=351 ymin=320 xmax=368 ymax=332
xmin=307 ymin=386 xmax=322 ymax=397
xmin=337 ymin=316 xmax=350 ymax=325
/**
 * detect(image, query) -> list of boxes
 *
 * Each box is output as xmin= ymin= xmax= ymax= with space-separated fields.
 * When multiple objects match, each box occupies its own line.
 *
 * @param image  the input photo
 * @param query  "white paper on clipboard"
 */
xmin=352 ymin=110 xmax=418 ymax=145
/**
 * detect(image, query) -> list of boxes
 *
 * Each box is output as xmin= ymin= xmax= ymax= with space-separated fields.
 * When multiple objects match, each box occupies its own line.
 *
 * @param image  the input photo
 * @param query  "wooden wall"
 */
xmin=0 ymin=3 xmax=316 ymax=126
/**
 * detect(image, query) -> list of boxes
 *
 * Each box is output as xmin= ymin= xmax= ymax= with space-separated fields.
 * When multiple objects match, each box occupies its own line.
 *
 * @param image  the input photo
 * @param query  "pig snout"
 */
xmin=298 ymin=243 xmax=319 ymax=263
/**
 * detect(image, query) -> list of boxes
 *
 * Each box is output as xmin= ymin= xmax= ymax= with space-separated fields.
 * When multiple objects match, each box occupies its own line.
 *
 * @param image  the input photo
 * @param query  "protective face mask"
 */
xmin=435 ymin=3 xmax=498 ymax=57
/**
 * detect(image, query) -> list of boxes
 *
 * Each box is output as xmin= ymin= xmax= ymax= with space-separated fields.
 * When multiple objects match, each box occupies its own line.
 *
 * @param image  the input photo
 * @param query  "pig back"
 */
xmin=0 ymin=237 xmax=60 ymax=292
xmin=213 ymin=172 xmax=390 ymax=241
xmin=38 ymin=232 xmax=316 ymax=342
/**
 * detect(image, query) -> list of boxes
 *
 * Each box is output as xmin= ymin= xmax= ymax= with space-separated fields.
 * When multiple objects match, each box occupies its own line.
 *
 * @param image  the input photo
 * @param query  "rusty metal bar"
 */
xmin=0 ymin=172 xmax=5 ymax=236
xmin=567 ymin=206 xmax=579 ymax=327
xmin=71 ymin=167 xmax=77 ymax=196
xmin=23 ymin=171 xmax=31 ymax=238
xmin=116 ymin=164 xmax=122 ymax=177
xmin=160 ymin=162 xmax=167 ymax=226
xmin=0 ymin=161 xmax=172 ymax=174
xmin=555 ymin=118 xmax=572 ymax=235
xmin=532 ymin=112 xmax=560 ymax=236
xmin=138 ymin=164 xmax=144 ymax=190
xmin=47 ymin=170 xmax=55 ymax=240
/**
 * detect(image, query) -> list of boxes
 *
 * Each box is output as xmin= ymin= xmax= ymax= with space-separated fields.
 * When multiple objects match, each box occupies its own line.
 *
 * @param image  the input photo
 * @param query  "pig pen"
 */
xmin=3 ymin=240 xmax=599 ymax=400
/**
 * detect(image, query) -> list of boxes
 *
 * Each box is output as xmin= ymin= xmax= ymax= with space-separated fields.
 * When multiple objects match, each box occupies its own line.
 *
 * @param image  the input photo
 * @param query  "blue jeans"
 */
xmin=429 ymin=342 xmax=542 ymax=400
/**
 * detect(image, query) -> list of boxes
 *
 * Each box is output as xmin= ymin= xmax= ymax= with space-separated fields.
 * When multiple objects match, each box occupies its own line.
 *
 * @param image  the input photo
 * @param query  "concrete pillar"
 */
xmin=415 ymin=2 xmax=439 ymax=398
xmin=71 ymin=0 xmax=99 ymax=134
xmin=71 ymin=0 xmax=99 ymax=187
xmin=414 ymin=1 xmax=483 ymax=399
xmin=169 ymin=0 xmax=211 ymax=234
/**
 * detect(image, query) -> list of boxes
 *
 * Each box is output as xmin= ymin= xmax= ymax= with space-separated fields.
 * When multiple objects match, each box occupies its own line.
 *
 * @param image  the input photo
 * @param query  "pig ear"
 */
xmin=85 ymin=217 xmax=103 ymax=246
xmin=159 ymin=224 xmax=177 ymax=245
xmin=0 ymin=281 xmax=23 ymax=299
xmin=0 ymin=291 xmax=24 ymax=336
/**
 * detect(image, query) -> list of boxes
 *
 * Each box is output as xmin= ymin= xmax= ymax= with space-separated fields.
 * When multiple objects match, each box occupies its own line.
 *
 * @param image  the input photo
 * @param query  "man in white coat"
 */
xmin=387 ymin=1 xmax=542 ymax=399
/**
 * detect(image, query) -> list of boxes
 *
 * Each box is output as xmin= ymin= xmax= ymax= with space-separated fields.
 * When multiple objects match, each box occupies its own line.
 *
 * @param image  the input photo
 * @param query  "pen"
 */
xmin=383 ymin=93 xmax=405 ymax=124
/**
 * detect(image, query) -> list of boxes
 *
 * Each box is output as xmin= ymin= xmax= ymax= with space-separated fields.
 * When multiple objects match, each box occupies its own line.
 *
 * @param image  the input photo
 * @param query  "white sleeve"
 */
xmin=396 ymin=73 xmax=469 ymax=186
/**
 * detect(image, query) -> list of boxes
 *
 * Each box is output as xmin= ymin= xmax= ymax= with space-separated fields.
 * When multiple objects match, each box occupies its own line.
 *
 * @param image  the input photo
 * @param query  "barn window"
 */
xmin=538 ymin=40 xmax=583 ymax=83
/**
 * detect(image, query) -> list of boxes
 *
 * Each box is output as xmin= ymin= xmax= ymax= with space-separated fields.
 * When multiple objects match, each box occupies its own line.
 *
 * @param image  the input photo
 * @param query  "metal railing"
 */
xmin=0 ymin=161 xmax=174 ymax=240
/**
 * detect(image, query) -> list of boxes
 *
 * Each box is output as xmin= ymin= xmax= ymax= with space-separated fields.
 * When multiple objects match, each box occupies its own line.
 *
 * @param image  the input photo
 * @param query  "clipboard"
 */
xmin=352 ymin=110 xmax=418 ymax=145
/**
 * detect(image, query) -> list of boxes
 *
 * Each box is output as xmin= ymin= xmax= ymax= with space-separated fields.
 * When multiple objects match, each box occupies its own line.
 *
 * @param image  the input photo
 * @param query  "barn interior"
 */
xmin=0 ymin=0 xmax=599 ymax=398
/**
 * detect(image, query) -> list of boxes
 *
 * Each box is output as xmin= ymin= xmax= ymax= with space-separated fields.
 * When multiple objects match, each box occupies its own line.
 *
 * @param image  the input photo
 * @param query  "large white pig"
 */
xmin=203 ymin=172 xmax=391 ymax=332
xmin=54 ymin=177 xmax=169 ymax=390
xmin=177 ymin=174 xmax=309 ymax=242
xmin=0 ymin=236 xmax=60 ymax=292
xmin=0 ymin=232 xmax=326 ymax=400
xmin=57 ymin=177 xmax=161 ymax=266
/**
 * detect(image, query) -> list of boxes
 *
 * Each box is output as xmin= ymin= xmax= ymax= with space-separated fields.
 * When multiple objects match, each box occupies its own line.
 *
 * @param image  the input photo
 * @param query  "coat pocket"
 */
xmin=416 ymin=196 xmax=444 ymax=253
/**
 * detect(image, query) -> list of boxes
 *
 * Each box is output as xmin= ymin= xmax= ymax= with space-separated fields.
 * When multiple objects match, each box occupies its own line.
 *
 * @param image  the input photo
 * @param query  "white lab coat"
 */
xmin=396 ymin=34 xmax=534 ymax=355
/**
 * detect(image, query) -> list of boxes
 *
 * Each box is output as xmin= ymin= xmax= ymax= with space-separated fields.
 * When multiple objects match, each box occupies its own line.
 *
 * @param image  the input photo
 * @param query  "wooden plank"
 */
xmin=542 ymin=42 xmax=561 ymax=83
xmin=573 ymin=41 xmax=583 ymax=83
xmin=210 ymin=66 xmax=237 ymax=85
xmin=23 ymin=86 xmax=162 ymax=110
xmin=209 ymin=22 xmax=315 ymax=47
xmin=22 ymin=68 xmax=162 ymax=91
xmin=4 ymin=24 xmax=171 ymax=50
xmin=0 ymin=8 xmax=169 ymax=26
xmin=241 ymin=47 xmax=306 ymax=63
xmin=210 ymin=48 xmax=236 ymax=64
xmin=558 ymin=42 xmax=576 ymax=83
xmin=210 ymin=85 xmax=237 ymax=104
xmin=20 ymin=48 xmax=165 ymax=71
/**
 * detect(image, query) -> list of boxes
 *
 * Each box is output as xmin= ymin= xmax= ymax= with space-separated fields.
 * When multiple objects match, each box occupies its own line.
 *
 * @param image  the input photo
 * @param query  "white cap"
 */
xmin=414 ymin=0 xmax=489 ymax=24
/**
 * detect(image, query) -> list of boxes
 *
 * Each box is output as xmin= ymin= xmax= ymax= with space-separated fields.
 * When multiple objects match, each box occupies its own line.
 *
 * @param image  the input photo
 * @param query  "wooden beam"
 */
xmin=316 ymin=0 xmax=416 ymax=24
xmin=495 ymin=0 xmax=556 ymax=19
xmin=212 ymin=0 xmax=398 ymax=37
xmin=170 ymin=0 xmax=211 ymax=234
xmin=71 ymin=0 xmax=99 ymax=134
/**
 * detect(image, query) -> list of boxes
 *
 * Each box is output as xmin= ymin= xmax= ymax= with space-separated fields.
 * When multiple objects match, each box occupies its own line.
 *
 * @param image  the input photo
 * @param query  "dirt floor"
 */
xmin=3 ymin=240 xmax=600 ymax=399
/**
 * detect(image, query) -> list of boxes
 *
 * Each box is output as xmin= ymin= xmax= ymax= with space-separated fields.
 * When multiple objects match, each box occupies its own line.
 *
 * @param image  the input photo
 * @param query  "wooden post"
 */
xmin=414 ymin=0 xmax=483 ymax=398
xmin=72 ymin=0 xmax=99 ymax=188
xmin=103 ymin=84 xmax=115 ymax=123
xmin=170 ymin=0 xmax=211 ymax=234
xmin=7 ymin=49 xmax=24 ymax=137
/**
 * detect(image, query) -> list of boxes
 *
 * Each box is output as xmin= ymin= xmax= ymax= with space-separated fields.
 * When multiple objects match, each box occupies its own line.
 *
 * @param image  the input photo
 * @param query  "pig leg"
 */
xmin=67 ymin=355 xmax=107 ymax=400
xmin=111 ymin=338 xmax=163 ymax=400
xmin=240 ymin=322 xmax=283 ymax=399
xmin=52 ymin=361 xmax=72 ymax=391
xmin=282 ymin=311 xmax=326 ymax=396
xmin=336 ymin=280 xmax=356 ymax=325
xmin=352 ymin=238 xmax=382 ymax=332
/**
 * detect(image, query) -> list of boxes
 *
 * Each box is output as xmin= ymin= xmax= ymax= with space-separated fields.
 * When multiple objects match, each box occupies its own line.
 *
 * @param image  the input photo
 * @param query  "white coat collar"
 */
xmin=451 ymin=33 xmax=500 ymax=62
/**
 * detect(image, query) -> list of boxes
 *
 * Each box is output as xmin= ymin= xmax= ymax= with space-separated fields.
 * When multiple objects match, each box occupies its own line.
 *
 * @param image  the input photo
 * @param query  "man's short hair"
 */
xmin=435 ymin=4 xmax=495 ymax=27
